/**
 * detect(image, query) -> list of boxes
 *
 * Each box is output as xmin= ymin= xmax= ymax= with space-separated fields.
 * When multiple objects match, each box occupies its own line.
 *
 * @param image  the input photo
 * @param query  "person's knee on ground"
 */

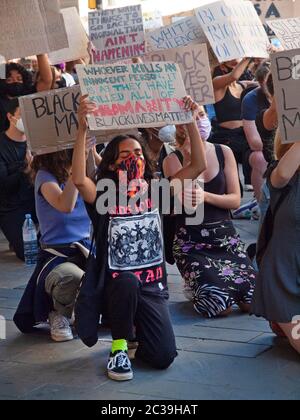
xmin=45 ymin=262 xmax=84 ymax=319
xmin=238 ymin=302 xmax=251 ymax=313
xmin=249 ymin=152 xmax=268 ymax=200
xmin=279 ymin=322 xmax=300 ymax=355
xmin=136 ymin=344 xmax=176 ymax=370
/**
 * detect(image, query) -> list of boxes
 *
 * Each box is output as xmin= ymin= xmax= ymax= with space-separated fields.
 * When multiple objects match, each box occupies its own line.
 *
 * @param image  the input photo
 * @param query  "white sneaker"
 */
xmin=49 ymin=311 xmax=74 ymax=342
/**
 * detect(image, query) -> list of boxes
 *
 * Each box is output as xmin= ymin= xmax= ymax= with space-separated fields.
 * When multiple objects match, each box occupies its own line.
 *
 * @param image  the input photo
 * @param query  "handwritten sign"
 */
xmin=76 ymin=63 xmax=193 ymax=131
xmin=19 ymin=86 xmax=137 ymax=155
xmin=0 ymin=0 xmax=68 ymax=60
xmin=271 ymin=48 xmax=300 ymax=144
xmin=146 ymin=16 xmax=207 ymax=52
xmin=267 ymin=18 xmax=300 ymax=50
xmin=145 ymin=44 xmax=215 ymax=106
xmin=89 ymin=5 xmax=146 ymax=64
xmin=195 ymin=0 xmax=270 ymax=62
xmin=49 ymin=7 xmax=89 ymax=65
xmin=143 ymin=11 xmax=163 ymax=31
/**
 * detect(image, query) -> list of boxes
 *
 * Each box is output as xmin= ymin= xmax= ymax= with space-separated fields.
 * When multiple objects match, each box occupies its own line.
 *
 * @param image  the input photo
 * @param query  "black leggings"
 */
xmin=106 ymin=273 xmax=177 ymax=370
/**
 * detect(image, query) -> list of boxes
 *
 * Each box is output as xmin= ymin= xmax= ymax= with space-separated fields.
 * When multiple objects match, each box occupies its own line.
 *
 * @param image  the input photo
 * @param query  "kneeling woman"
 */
xmin=14 ymin=149 xmax=94 ymax=342
xmin=72 ymin=96 xmax=207 ymax=382
xmin=163 ymin=108 xmax=257 ymax=318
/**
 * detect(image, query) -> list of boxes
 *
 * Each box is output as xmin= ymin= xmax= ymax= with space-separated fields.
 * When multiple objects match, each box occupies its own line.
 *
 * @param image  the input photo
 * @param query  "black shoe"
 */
xmin=107 ymin=350 xmax=133 ymax=381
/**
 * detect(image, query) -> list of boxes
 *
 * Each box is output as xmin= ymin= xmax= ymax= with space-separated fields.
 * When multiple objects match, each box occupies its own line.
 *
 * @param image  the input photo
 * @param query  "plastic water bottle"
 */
xmin=22 ymin=214 xmax=38 ymax=266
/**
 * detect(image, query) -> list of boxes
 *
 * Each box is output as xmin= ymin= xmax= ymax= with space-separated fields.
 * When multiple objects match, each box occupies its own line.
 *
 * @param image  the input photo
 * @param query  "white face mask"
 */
xmin=196 ymin=116 xmax=212 ymax=142
xmin=13 ymin=117 xmax=25 ymax=134
xmin=158 ymin=125 xmax=176 ymax=143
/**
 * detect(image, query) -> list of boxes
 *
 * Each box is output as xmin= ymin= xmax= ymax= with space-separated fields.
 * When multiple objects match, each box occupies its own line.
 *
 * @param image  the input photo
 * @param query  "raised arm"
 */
xmin=213 ymin=58 xmax=251 ymax=91
xmin=271 ymin=142 xmax=300 ymax=189
xmin=72 ymin=96 xmax=98 ymax=204
xmin=35 ymin=54 xmax=53 ymax=92
xmin=170 ymin=97 xmax=207 ymax=184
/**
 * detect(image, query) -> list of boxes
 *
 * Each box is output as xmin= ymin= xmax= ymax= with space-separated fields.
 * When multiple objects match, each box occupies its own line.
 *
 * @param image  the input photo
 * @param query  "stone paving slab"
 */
xmin=0 ymin=198 xmax=300 ymax=400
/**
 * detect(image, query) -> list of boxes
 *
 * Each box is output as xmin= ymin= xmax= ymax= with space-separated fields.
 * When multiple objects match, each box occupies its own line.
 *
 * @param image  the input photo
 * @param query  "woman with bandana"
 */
xmin=0 ymin=54 xmax=52 ymax=133
xmin=163 ymin=106 xmax=257 ymax=319
xmin=72 ymin=95 xmax=207 ymax=382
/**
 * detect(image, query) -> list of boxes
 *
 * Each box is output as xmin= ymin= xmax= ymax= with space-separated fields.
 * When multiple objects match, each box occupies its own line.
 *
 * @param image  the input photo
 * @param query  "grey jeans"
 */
xmin=45 ymin=262 xmax=84 ymax=318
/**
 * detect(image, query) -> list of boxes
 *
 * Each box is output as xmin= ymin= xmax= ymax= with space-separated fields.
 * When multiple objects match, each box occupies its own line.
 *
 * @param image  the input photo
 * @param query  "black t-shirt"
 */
xmin=0 ymin=132 xmax=34 ymax=215
xmin=90 ymin=184 xmax=169 ymax=296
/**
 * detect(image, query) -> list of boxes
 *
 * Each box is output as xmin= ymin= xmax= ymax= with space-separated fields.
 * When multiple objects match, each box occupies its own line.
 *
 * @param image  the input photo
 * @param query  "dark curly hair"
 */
xmin=31 ymin=149 xmax=73 ymax=185
xmin=0 ymin=63 xmax=34 ymax=97
xmin=96 ymin=135 xmax=154 ymax=184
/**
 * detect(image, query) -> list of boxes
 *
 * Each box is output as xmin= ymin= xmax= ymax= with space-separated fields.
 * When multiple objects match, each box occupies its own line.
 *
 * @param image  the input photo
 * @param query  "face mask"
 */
xmin=118 ymin=154 xmax=145 ymax=182
xmin=197 ymin=116 xmax=212 ymax=142
xmin=4 ymin=82 xmax=25 ymax=98
xmin=12 ymin=116 xmax=25 ymax=133
xmin=158 ymin=125 xmax=176 ymax=143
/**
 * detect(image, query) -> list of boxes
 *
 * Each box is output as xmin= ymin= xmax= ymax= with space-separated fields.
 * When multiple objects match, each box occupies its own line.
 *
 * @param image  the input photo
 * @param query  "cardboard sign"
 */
xmin=143 ymin=11 xmax=163 ymax=31
xmin=146 ymin=16 xmax=207 ymax=52
xmin=0 ymin=0 xmax=68 ymax=60
xmin=76 ymin=63 xmax=193 ymax=131
xmin=267 ymin=18 xmax=300 ymax=50
xmin=49 ymin=7 xmax=89 ymax=65
xmin=89 ymin=5 xmax=146 ymax=64
xmin=195 ymin=0 xmax=270 ymax=62
xmin=145 ymin=44 xmax=215 ymax=106
xmin=19 ymin=86 xmax=138 ymax=155
xmin=272 ymin=48 xmax=300 ymax=144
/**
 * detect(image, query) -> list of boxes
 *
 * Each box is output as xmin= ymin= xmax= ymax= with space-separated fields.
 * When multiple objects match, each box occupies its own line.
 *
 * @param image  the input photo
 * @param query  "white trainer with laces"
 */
xmin=49 ymin=311 xmax=74 ymax=342
xmin=107 ymin=350 xmax=133 ymax=381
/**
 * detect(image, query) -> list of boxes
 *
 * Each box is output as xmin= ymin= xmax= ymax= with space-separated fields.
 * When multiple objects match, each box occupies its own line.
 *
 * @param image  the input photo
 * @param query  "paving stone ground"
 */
xmin=0 ymin=196 xmax=299 ymax=400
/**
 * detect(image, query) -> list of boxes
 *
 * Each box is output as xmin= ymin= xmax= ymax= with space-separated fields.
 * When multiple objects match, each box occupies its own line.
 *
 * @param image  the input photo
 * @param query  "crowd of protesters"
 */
xmin=0 ymin=44 xmax=299 ymax=383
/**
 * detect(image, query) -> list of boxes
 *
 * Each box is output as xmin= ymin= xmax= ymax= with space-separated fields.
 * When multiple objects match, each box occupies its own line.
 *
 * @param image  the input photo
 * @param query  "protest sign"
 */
xmin=195 ymin=0 xmax=270 ymax=62
xmin=163 ymin=11 xmax=195 ymax=26
xmin=19 ymin=86 xmax=137 ymax=155
xmin=146 ymin=16 xmax=207 ymax=52
xmin=267 ymin=18 xmax=300 ymax=50
xmin=271 ymin=48 xmax=300 ymax=144
xmin=89 ymin=5 xmax=146 ymax=64
xmin=76 ymin=63 xmax=193 ymax=131
xmin=145 ymin=44 xmax=215 ymax=106
xmin=0 ymin=0 xmax=68 ymax=60
xmin=143 ymin=11 xmax=163 ymax=31
xmin=49 ymin=7 xmax=89 ymax=65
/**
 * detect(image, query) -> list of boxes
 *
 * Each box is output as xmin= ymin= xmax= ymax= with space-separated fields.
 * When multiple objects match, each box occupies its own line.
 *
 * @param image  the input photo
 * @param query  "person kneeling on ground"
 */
xmin=72 ymin=95 xmax=207 ymax=382
xmin=14 ymin=147 xmax=99 ymax=342
xmin=163 ymin=106 xmax=257 ymax=319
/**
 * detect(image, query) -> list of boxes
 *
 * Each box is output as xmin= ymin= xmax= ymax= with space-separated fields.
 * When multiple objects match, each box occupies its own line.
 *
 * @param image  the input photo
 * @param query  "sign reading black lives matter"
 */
xmin=76 ymin=63 xmax=193 ymax=131
xmin=89 ymin=5 xmax=146 ymax=64
xmin=272 ymin=48 xmax=300 ymax=144
xmin=19 ymin=86 xmax=138 ymax=155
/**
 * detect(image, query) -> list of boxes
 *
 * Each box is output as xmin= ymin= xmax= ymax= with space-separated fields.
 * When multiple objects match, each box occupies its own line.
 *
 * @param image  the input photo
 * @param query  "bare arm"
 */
xmin=35 ymin=54 xmax=53 ymax=92
xmin=170 ymin=98 xmax=207 ymax=184
xmin=40 ymin=179 xmax=78 ymax=213
xmin=263 ymin=98 xmax=278 ymax=131
xmin=72 ymin=96 xmax=98 ymax=204
xmin=271 ymin=143 xmax=300 ymax=189
xmin=205 ymin=146 xmax=241 ymax=210
xmin=243 ymin=120 xmax=263 ymax=152
xmin=213 ymin=58 xmax=251 ymax=91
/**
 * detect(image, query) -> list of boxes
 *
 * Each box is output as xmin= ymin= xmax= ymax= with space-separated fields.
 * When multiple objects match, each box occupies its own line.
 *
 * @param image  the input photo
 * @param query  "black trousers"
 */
xmin=106 ymin=273 xmax=177 ymax=370
xmin=0 ymin=205 xmax=37 ymax=261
